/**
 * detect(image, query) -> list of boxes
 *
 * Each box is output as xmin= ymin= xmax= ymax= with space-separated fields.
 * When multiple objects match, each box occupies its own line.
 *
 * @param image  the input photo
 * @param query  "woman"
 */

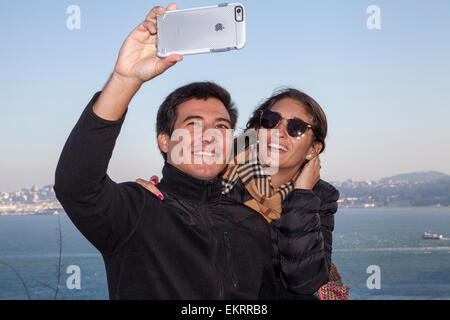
xmin=137 ymin=88 xmax=347 ymax=300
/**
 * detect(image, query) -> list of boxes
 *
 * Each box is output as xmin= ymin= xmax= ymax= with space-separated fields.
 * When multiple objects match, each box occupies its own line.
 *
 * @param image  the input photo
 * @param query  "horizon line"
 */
xmin=1 ymin=170 xmax=449 ymax=193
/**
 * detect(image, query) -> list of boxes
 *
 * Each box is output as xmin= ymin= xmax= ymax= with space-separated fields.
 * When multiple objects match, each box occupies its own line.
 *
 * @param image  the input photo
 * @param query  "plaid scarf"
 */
xmin=221 ymin=144 xmax=349 ymax=300
xmin=221 ymin=145 xmax=299 ymax=223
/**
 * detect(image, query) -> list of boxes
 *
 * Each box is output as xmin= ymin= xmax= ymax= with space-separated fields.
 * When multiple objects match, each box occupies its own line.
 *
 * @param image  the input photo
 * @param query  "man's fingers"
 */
xmin=141 ymin=20 xmax=157 ymax=35
xmin=165 ymin=54 xmax=183 ymax=63
xmin=145 ymin=3 xmax=177 ymax=23
xmin=155 ymin=54 xmax=183 ymax=74
xmin=145 ymin=6 xmax=166 ymax=22
xmin=136 ymin=178 xmax=164 ymax=200
xmin=166 ymin=3 xmax=178 ymax=11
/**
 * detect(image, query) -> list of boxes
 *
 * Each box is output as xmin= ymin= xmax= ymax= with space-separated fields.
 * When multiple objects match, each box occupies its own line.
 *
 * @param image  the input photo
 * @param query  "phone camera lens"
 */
xmin=237 ymin=8 xmax=242 ymax=13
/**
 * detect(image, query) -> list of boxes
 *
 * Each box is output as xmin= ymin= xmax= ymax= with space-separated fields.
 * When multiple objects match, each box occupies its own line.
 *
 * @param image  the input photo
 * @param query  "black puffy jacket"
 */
xmin=226 ymin=178 xmax=339 ymax=299
xmin=54 ymin=92 xmax=276 ymax=300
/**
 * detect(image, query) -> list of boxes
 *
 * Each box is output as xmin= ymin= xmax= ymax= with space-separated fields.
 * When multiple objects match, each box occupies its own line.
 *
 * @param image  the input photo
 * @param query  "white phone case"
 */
xmin=156 ymin=3 xmax=246 ymax=57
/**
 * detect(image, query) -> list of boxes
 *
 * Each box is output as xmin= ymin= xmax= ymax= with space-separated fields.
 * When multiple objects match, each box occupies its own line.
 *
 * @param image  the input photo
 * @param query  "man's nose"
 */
xmin=203 ymin=134 xmax=215 ymax=144
xmin=202 ymin=125 xmax=216 ymax=144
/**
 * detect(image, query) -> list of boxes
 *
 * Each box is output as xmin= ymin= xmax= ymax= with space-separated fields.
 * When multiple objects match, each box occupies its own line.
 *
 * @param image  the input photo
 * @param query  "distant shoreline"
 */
xmin=1 ymin=206 xmax=450 ymax=216
xmin=339 ymin=206 xmax=450 ymax=211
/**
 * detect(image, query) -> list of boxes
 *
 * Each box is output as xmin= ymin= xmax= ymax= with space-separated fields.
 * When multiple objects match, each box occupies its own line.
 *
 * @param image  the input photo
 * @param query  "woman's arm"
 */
xmin=276 ymin=180 xmax=339 ymax=296
xmin=315 ymin=180 xmax=340 ymax=266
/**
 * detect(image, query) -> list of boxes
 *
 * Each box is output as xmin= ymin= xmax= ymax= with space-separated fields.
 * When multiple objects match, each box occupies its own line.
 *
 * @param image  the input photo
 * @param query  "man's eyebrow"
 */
xmin=182 ymin=115 xmax=232 ymax=126
xmin=216 ymin=117 xmax=232 ymax=126
xmin=182 ymin=115 xmax=204 ymax=123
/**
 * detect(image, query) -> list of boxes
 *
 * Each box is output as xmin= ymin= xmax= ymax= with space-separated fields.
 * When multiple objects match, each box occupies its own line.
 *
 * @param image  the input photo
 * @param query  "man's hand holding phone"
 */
xmin=93 ymin=3 xmax=182 ymax=121
xmin=114 ymin=3 xmax=183 ymax=84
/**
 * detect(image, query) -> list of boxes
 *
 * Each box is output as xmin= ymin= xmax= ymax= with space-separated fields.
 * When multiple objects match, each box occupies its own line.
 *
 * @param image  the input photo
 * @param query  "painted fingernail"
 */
xmin=158 ymin=194 xmax=164 ymax=201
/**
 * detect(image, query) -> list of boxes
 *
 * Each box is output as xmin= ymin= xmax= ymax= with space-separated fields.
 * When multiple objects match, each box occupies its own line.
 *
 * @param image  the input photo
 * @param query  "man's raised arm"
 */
xmin=54 ymin=4 xmax=182 ymax=255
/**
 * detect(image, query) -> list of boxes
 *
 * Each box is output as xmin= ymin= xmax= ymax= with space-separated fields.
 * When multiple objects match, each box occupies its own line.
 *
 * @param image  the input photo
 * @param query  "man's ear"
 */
xmin=158 ymin=133 xmax=170 ymax=154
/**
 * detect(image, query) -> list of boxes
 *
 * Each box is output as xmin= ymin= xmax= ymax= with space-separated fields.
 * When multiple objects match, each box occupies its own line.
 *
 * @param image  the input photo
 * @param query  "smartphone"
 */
xmin=156 ymin=3 xmax=246 ymax=57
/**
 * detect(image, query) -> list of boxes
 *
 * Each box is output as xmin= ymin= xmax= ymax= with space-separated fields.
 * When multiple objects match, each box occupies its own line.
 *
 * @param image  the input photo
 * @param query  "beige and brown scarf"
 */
xmin=221 ymin=146 xmax=300 ymax=223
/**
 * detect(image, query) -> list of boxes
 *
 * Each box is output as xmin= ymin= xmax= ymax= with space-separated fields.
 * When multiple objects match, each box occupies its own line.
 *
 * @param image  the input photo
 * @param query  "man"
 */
xmin=54 ymin=4 xmax=276 ymax=299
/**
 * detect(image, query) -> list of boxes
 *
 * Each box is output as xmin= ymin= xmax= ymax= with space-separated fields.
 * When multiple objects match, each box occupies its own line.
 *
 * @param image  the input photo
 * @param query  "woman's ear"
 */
xmin=308 ymin=141 xmax=323 ymax=157
xmin=157 ymin=133 xmax=170 ymax=154
xmin=314 ymin=141 xmax=323 ymax=154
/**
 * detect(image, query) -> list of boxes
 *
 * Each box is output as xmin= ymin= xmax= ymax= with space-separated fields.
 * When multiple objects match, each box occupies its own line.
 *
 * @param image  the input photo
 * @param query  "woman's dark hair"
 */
xmin=156 ymin=81 xmax=237 ymax=160
xmin=246 ymin=87 xmax=328 ymax=154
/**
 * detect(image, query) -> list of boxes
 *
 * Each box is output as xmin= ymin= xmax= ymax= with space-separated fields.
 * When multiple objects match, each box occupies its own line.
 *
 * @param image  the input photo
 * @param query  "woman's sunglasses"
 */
xmin=259 ymin=110 xmax=313 ymax=139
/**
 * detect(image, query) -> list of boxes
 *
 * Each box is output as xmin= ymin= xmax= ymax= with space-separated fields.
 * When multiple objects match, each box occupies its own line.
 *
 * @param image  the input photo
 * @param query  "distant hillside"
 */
xmin=333 ymin=171 xmax=450 ymax=208
xmin=380 ymin=171 xmax=450 ymax=183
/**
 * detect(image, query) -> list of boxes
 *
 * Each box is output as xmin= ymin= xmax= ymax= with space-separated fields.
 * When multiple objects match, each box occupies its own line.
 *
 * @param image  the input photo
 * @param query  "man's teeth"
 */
xmin=194 ymin=151 xmax=215 ymax=157
xmin=268 ymin=143 xmax=287 ymax=152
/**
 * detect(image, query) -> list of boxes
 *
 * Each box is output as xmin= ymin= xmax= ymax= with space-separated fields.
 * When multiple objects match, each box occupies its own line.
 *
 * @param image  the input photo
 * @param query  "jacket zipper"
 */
xmin=223 ymin=231 xmax=238 ymax=288
xmin=200 ymin=181 xmax=224 ymax=299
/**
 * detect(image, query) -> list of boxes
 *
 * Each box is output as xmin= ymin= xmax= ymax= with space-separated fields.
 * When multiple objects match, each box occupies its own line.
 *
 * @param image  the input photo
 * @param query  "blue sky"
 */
xmin=1 ymin=0 xmax=450 ymax=191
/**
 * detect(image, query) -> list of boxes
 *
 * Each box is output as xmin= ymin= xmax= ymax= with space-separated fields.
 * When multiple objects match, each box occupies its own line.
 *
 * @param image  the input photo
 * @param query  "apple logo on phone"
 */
xmin=215 ymin=23 xmax=225 ymax=31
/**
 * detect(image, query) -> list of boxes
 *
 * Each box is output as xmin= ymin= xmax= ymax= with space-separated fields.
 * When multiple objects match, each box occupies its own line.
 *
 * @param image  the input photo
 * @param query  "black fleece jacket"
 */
xmin=54 ymin=92 xmax=276 ymax=300
xmin=226 ymin=176 xmax=339 ymax=299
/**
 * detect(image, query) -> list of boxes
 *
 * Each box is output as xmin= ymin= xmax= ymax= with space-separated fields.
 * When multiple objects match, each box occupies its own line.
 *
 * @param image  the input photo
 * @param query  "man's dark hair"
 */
xmin=156 ymin=81 xmax=237 ymax=160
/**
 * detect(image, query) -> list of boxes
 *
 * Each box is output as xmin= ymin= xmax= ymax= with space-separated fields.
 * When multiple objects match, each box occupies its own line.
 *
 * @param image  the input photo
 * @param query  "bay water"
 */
xmin=1 ymin=208 xmax=449 ymax=300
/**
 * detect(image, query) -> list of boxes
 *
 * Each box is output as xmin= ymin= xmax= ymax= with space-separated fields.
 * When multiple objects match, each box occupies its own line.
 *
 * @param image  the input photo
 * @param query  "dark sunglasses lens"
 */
xmin=287 ymin=118 xmax=308 ymax=138
xmin=260 ymin=111 xmax=281 ymax=129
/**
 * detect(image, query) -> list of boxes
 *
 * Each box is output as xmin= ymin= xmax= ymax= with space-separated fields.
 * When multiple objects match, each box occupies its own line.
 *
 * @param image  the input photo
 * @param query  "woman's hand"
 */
xmin=294 ymin=156 xmax=321 ymax=190
xmin=136 ymin=176 xmax=164 ymax=200
xmin=113 ymin=3 xmax=183 ymax=85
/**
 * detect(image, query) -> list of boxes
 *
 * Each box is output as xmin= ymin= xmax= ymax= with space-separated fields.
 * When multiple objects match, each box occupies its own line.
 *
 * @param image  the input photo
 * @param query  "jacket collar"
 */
xmin=158 ymin=162 xmax=223 ymax=203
